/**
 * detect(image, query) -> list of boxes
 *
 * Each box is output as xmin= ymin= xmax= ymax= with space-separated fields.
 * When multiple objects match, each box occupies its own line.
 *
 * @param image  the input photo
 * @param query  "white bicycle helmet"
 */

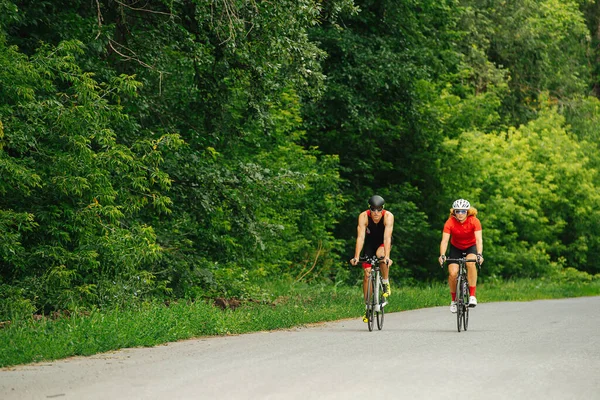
xmin=452 ymin=199 xmax=470 ymax=210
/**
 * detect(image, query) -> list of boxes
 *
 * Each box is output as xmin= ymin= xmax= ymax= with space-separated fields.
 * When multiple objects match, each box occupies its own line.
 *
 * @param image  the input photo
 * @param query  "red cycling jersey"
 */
xmin=443 ymin=215 xmax=482 ymax=249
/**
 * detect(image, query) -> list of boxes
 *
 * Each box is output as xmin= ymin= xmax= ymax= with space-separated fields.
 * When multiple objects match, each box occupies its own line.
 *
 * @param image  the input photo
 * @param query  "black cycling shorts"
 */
xmin=363 ymin=242 xmax=383 ymax=258
xmin=361 ymin=243 xmax=385 ymax=269
xmin=448 ymin=244 xmax=477 ymax=259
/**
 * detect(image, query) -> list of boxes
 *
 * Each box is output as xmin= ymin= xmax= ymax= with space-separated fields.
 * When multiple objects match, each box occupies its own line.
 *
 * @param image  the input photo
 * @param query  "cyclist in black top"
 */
xmin=350 ymin=195 xmax=394 ymax=323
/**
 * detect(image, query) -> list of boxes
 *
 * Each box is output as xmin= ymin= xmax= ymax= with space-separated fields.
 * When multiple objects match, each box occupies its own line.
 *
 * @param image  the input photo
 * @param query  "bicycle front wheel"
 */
xmin=366 ymin=276 xmax=375 ymax=332
xmin=456 ymin=276 xmax=464 ymax=332
xmin=462 ymin=279 xmax=469 ymax=331
xmin=376 ymin=279 xmax=385 ymax=330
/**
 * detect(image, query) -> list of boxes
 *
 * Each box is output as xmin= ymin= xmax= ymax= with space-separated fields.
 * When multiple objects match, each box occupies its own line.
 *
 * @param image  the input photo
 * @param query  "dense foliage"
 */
xmin=1 ymin=0 xmax=599 ymax=319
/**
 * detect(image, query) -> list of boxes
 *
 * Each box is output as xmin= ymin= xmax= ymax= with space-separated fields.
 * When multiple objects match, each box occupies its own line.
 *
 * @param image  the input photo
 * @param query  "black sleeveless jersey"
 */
xmin=365 ymin=209 xmax=386 ymax=247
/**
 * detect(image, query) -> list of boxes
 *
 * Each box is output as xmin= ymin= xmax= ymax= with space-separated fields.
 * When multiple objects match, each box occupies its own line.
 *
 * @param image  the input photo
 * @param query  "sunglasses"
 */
xmin=370 ymin=206 xmax=383 ymax=212
xmin=455 ymin=209 xmax=467 ymax=214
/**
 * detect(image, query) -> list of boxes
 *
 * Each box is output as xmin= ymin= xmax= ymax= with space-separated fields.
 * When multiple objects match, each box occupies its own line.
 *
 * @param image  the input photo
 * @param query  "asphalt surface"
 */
xmin=1 ymin=296 xmax=599 ymax=400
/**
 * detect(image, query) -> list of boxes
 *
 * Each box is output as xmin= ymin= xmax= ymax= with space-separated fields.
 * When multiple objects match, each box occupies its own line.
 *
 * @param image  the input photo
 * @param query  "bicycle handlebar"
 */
xmin=351 ymin=256 xmax=389 ymax=266
xmin=443 ymin=257 xmax=482 ymax=268
xmin=359 ymin=255 xmax=385 ymax=262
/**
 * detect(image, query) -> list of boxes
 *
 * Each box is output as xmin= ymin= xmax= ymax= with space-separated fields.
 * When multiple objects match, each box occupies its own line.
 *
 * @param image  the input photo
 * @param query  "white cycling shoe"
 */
xmin=450 ymin=301 xmax=457 ymax=313
xmin=469 ymin=296 xmax=478 ymax=307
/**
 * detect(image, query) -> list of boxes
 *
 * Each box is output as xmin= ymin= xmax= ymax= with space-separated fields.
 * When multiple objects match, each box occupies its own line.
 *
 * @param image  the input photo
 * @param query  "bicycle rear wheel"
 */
xmin=366 ymin=276 xmax=375 ymax=332
xmin=376 ymin=279 xmax=385 ymax=330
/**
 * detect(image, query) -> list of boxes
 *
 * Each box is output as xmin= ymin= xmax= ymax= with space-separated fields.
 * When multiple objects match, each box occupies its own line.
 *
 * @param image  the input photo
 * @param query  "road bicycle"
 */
xmin=443 ymin=255 xmax=481 ymax=332
xmin=359 ymin=255 xmax=388 ymax=332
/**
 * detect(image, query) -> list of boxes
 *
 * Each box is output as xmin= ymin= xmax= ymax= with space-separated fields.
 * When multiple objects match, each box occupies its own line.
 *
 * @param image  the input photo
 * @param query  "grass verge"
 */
xmin=1 ymin=277 xmax=599 ymax=368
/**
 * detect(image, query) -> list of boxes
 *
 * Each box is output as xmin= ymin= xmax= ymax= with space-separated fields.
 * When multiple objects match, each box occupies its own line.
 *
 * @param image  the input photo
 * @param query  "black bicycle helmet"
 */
xmin=368 ymin=195 xmax=385 ymax=208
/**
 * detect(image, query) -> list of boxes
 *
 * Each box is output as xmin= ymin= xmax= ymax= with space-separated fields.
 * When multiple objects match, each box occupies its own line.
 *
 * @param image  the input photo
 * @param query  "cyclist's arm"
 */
xmin=440 ymin=232 xmax=450 ymax=257
xmin=474 ymin=230 xmax=483 ymax=254
xmin=383 ymin=212 xmax=394 ymax=260
xmin=352 ymin=212 xmax=368 ymax=261
xmin=475 ymin=230 xmax=483 ymax=262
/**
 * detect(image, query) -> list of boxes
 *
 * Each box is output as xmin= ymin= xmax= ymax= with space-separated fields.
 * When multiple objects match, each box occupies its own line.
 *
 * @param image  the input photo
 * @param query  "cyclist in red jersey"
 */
xmin=350 ymin=195 xmax=394 ymax=323
xmin=438 ymin=199 xmax=484 ymax=313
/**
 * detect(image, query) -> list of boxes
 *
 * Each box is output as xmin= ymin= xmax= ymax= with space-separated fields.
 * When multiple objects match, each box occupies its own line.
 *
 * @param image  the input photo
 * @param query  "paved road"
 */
xmin=1 ymin=297 xmax=599 ymax=400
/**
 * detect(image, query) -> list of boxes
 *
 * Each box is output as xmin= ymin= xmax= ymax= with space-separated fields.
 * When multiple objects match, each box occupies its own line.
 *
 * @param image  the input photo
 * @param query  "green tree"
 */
xmin=440 ymin=95 xmax=600 ymax=276
xmin=465 ymin=0 xmax=591 ymax=124
xmin=0 ymin=36 xmax=181 ymax=315
xmin=1 ymin=0 xmax=354 ymax=303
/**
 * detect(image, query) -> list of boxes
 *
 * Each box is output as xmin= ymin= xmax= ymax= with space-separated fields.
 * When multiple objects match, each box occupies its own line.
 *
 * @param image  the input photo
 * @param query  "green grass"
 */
xmin=1 ymin=277 xmax=599 ymax=368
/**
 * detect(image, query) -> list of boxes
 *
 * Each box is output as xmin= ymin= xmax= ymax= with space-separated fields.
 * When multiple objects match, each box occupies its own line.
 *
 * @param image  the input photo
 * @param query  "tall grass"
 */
xmin=1 ymin=278 xmax=599 ymax=368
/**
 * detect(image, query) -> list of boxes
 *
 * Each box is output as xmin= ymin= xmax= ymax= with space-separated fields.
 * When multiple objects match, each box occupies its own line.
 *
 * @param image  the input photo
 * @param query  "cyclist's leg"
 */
xmin=448 ymin=244 xmax=465 ymax=298
xmin=362 ymin=265 xmax=371 ymax=302
xmin=465 ymin=254 xmax=478 ymax=286
xmin=447 ymin=245 xmax=463 ymax=311
xmin=447 ymin=263 xmax=459 ymax=297
xmin=447 ymin=263 xmax=458 ymax=313
xmin=376 ymin=244 xmax=388 ymax=280
xmin=374 ymin=245 xmax=392 ymax=297
xmin=464 ymin=246 xmax=478 ymax=305
xmin=361 ymin=264 xmax=372 ymax=322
